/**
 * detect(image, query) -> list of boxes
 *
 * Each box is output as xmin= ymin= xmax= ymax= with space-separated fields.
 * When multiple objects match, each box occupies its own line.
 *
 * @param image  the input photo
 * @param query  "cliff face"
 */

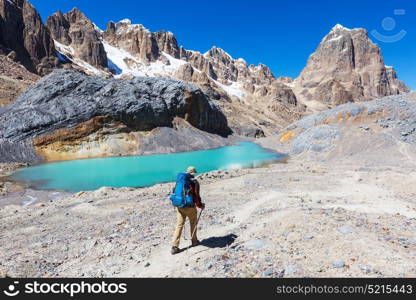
xmin=293 ymin=24 xmax=409 ymax=109
xmin=0 ymin=70 xmax=231 ymax=162
xmin=46 ymin=8 xmax=108 ymax=69
xmin=0 ymin=0 xmax=58 ymax=75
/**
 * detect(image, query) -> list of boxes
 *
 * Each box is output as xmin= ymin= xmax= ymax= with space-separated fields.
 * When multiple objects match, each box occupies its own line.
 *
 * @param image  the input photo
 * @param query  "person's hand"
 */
xmin=201 ymin=203 xmax=205 ymax=210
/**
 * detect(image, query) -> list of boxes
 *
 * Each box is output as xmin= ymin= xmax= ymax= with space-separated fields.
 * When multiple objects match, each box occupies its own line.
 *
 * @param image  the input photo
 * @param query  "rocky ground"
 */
xmin=1 ymin=146 xmax=415 ymax=277
xmin=1 ymin=93 xmax=415 ymax=278
xmin=0 ymin=56 xmax=39 ymax=107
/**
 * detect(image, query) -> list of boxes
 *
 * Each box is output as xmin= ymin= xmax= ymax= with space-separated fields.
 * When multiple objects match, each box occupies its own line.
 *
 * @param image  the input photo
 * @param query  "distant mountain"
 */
xmin=293 ymin=24 xmax=409 ymax=111
xmin=46 ymin=9 xmax=307 ymax=135
xmin=0 ymin=0 xmax=410 ymax=136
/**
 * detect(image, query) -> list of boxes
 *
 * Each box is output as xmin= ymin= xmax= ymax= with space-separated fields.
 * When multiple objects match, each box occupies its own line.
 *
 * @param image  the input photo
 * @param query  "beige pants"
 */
xmin=172 ymin=206 xmax=198 ymax=247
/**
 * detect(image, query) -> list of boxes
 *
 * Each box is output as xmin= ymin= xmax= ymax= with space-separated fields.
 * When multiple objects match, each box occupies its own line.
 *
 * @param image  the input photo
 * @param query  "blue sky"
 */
xmin=31 ymin=0 xmax=415 ymax=89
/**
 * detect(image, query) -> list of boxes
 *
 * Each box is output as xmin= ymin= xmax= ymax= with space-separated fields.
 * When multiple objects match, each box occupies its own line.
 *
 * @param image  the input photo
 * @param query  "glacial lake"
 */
xmin=11 ymin=142 xmax=286 ymax=192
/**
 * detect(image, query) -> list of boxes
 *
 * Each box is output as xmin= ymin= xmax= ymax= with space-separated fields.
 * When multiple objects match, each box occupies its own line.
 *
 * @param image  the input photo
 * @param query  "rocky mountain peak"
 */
xmin=64 ymin=7 xmax=90 ymax=24
xmin=107 ymin=19 xmax=148 ymax=35
xmin=103 ymin=19 xmax=159 ymax=62
xmin=330 ymin=23 xmax=351 ymax=32
xmin=204 ymin=46 xmax=232 ymax=60
xmin=293 ymin=24 xmax=409 ymax=108
xmin=47 ymin=7 xmax=108 ymax=69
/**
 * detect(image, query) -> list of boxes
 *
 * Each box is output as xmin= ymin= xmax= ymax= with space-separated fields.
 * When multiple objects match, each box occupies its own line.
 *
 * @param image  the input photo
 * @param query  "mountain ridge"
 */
xmin=0 ymin=0 xmax=410 ymax=137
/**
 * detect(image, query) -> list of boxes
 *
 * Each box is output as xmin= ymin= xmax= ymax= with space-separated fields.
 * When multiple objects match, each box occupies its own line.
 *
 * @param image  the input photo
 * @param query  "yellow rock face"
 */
xmin=32 ymin=116 xmax=148 ymax=161
xmin=279 ymin=131 xmax=296 ymax=142
xmin=34 ymin=132 xmax=143 ymax=161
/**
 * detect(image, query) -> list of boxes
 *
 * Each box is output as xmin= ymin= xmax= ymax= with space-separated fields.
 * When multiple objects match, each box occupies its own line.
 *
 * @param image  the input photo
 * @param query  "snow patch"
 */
xmin=326 ymin=35 xmax=343 ymax=43
xmin=54 ymin=40 xmax=104 ymax=76
xmin=284 ymin=81 xmax=296 ymax=88
xmin=331 ymin=24 xmax=351 ymax=32
xmin=115 ymin=21 xmax=147 ymax=35
xmin=215 ymin=80 xmax=245 ymax=98
xmin=92 ymin=23 xmax=103 ymax=33
xmin=236 ymin=58 xmax=247 ymax=65
xmin=103 ymin=41 xmax=186 ymax=78
xmin=75 ymin=59 xmax=104 ymax=76
xmin=118 ymin=18 xmax=132 ymax=24
xmin=103 ymin=41 xmax=142 ymax=76
xmin=54 ymin=40 xmax=74 ymax=55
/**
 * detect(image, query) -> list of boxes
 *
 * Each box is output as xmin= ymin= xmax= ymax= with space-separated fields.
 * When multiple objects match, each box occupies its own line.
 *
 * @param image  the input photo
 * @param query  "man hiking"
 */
xmin=170 ymin=166 xmax=205 ymax=255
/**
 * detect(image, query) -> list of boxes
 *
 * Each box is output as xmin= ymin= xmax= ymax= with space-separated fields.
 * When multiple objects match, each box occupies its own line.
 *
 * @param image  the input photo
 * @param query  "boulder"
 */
xmin=0 ymin=70 xmax=231 ymax=162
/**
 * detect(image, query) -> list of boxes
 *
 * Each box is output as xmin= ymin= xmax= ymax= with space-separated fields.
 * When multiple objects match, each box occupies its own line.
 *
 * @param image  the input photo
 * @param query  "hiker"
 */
xmin=170 ymin=166 xmax=205 ymax=255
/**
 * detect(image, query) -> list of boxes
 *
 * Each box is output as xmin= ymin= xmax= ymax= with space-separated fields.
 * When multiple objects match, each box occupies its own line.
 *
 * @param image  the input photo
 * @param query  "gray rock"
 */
xmin=285 ymin=95 xmax=416 ymax=157
xmin=0 ymin=70 xmax=231 ymax=163
xmin=262 ymin=269 xmax=274 ymax=277
xmin=291 ymin=124 xmax=341 ymax=154
xmin=359 ymin=265 xmax=371 ymax=273
xmin=337 ymin=225 xmax=355 ymax=235
xmin=243 ymin=239 xmax=267 ymax=249
xmin=284 ymin=264 xmax=298 ymax=275
xmin=232 ymin=125 xmax=265 ymax=138
xmin=332 ymin=261 xmax=345 ymax=268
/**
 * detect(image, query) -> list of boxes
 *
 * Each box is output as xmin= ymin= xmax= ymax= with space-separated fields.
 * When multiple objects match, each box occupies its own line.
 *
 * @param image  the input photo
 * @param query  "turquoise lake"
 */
xmin=11 ymin=142 xmax=286 ymax=192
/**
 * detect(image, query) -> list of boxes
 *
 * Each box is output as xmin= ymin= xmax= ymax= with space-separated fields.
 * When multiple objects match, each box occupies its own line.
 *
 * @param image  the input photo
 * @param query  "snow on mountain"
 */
xmin=331 ymin=24 xmax=351 ymax=32
xmin=215 ymin=81 xmax=245 ymax=98
xmin=54 ymin=40 xmax=103 ymax=76
xmin=102 ymin=41 xmax=141 ymax=76
xmin=103 ymin=41 xmax=187 ymax=78
xmin=92 ymin=23 xmax=104 ymax=33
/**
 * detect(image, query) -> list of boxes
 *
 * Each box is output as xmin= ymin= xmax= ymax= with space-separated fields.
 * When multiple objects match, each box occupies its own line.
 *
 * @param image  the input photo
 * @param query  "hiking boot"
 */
xmin=171 ymin=246 xmax=180 ymax=255
xmin=191 ymin=240 xmax=200 ymax=247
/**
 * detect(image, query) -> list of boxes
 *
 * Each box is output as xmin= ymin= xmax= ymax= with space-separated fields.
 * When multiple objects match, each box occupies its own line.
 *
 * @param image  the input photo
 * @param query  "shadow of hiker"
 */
xmin=200 ymin=234 xmax=238 ymax=248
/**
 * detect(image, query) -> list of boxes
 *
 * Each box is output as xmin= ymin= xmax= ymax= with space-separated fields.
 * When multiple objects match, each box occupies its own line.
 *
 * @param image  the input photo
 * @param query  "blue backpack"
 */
xmin=169 ymin=173 xmax=194 ymax=208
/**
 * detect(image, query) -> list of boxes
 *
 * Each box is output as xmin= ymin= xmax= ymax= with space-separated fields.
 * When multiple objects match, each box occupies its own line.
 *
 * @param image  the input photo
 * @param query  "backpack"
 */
xmin=169 ymin=173 xmax=194 ymax=208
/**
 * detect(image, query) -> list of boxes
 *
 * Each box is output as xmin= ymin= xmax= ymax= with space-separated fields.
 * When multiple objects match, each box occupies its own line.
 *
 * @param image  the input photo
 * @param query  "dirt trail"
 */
xmin=120 ymin=191 xmax=283 ymax=277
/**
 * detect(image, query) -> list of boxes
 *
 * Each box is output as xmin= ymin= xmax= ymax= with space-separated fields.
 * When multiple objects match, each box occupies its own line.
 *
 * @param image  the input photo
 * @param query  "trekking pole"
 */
xmin=183 ymin=222 xmax=187 ymax=240
xmin=191 ymin=208 xmax=204 ymax=240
